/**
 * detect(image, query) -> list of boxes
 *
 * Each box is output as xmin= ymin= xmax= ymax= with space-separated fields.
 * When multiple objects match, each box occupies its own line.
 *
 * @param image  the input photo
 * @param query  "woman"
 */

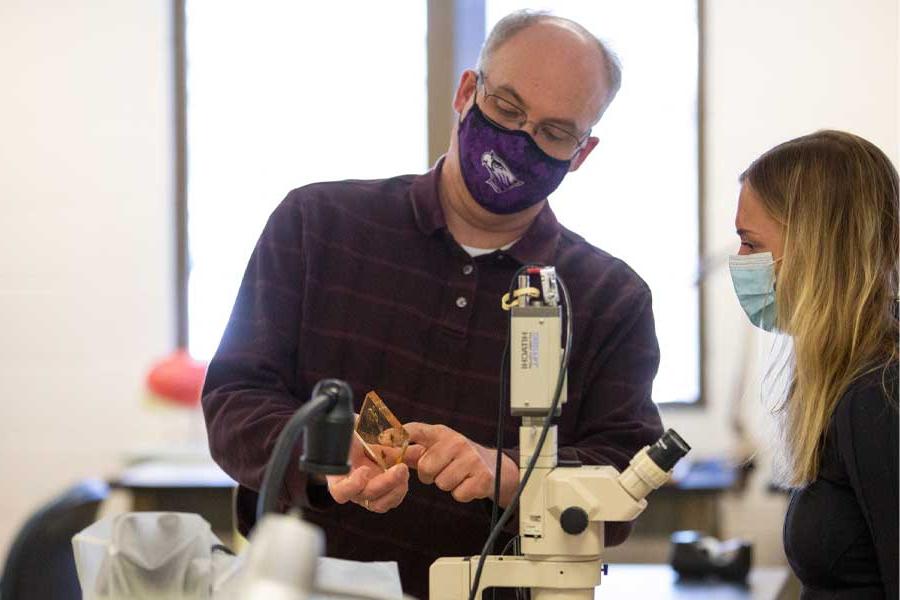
xmin=729 ymin=130 xmax=898 ymax=598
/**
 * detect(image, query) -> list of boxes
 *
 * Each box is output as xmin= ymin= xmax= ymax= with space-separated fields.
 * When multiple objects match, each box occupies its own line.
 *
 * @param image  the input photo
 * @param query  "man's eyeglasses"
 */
xmin=476 ymin=72 xmax=591 ymax=161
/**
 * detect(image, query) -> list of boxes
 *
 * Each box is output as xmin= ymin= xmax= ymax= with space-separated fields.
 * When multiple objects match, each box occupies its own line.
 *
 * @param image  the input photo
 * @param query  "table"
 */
xmin=595 ymin=564 xmax=792 ymax=599
xmin=105 ymin=459 xmax=793 ymax=599
xmin=108 ymin=460 xmax=237 ymax=544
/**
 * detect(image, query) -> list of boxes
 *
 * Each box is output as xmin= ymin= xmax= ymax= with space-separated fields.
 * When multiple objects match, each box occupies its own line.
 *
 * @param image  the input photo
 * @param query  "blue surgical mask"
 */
xmin=729 ymin=252 xmax=778 ymax=332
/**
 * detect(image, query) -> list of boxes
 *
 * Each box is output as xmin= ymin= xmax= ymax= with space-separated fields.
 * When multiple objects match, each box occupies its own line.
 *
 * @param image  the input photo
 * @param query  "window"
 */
xmin=485 ymin=1 xmax=701 ymax=404
xmin=185 ymin=1 xmax=427 ymax=359
xmin=182 ymin=1 xmax=700 ymax=404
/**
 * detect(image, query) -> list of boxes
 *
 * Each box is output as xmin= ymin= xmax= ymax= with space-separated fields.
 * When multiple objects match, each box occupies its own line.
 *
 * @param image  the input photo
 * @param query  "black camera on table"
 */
xmin=669 ymin=530 xmax=753 ymax=583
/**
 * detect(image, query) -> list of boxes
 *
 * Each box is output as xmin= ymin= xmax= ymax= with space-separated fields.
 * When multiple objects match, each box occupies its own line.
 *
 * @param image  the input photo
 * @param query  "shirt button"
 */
xmin=462 ymin=264 xmax=474 ymax=275
xmin=456 ymin=296 xmax=468 ymax=308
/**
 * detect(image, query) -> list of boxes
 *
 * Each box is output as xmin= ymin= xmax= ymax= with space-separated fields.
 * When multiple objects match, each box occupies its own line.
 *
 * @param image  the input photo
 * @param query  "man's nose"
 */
xmin=514 ymin=118 xmax=541 ymax=141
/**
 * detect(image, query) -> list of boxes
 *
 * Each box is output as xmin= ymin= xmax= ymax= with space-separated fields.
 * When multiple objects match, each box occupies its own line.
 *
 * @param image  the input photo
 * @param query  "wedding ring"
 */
xmin=364 ymin=498 xmax=370 ymax=510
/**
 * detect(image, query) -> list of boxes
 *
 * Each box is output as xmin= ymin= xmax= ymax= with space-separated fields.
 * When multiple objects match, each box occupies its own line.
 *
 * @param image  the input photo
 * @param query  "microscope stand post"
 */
xmin=430 ymin=555 xmax=600 ymax=600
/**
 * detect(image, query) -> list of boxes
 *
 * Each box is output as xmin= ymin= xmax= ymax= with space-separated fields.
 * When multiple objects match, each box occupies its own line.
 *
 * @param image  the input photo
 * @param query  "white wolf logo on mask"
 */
xmin=481 ymin=150 xmax=524 ymax=194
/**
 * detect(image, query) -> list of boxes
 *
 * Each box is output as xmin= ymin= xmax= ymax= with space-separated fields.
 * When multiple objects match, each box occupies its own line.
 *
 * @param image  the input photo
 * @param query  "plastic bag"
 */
xmin=73 ymin=512 xmax=233 ymax=599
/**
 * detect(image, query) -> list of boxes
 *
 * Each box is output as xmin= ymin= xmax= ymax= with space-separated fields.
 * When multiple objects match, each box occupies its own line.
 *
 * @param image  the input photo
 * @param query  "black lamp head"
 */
xmin=298 ymin=379 xmax=355 ymax=475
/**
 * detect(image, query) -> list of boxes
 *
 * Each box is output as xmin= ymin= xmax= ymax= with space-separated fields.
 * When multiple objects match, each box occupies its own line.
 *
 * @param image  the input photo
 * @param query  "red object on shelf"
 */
xmin=145 ymin=349 xmax=208 ymax=408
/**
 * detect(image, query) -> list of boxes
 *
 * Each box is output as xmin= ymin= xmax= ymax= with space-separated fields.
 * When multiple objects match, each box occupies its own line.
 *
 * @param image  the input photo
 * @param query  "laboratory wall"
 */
xmin=667 ymin=0 xmax=899 ymax=458
xmin=0 ymin=0 xmax=897 ymax=568
xmin=0 ymin=0 xmax=180 ymax=557
xmin=656 ymin=0 xmax=898 ymax=566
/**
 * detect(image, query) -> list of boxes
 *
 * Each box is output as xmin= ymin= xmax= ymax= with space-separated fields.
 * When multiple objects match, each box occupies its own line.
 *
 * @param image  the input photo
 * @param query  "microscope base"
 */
xmin=430 ymin=555 xmax=600 ymax=600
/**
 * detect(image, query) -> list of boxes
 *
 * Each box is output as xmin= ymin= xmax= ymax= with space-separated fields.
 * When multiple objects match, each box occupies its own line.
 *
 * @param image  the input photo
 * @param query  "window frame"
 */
xmin=172 ymin=0 xmax=706 ymax=408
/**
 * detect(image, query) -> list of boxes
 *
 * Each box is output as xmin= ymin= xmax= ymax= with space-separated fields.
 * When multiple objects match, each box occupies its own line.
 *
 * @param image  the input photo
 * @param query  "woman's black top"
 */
xmin=784 ymin=362 xmax=898 ymax=599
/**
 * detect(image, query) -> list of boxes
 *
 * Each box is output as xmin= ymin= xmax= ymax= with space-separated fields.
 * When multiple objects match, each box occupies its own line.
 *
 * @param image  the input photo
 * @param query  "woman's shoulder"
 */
xmin=832 ymin=360 xmax=898 ymax=447
xmin=840 ymin=360 xmax=897 ymax=405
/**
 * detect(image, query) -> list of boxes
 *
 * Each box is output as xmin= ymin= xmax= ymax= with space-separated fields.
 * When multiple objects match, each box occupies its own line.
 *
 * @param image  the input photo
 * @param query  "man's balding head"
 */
xmin=476 ymin=10 xmax=621 ymax=122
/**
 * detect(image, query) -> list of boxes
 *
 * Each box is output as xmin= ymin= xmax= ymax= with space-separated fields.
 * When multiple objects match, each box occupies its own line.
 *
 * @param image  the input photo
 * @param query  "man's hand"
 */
xmin=402 ymin=422 xmax=518 ymax=506
xmin=323 ymin=432 xmax=409 ymax=513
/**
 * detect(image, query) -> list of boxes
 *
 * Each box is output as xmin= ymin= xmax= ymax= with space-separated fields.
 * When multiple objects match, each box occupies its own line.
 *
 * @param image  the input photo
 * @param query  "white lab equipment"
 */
xmin=71 ymin=376 xmax=401 ymax=600
xmin=429 ymin=266 xmax=691 ymax=599
xmin=73 ymin=512 xmax=405 ymax=600
xmin=215 ymin=513 xmax=404 ymax=600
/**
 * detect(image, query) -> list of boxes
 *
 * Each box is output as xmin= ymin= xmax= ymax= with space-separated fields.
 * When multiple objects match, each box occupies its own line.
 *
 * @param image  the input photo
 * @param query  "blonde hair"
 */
xmin=741 ymin=130 xmax=899 ymax=487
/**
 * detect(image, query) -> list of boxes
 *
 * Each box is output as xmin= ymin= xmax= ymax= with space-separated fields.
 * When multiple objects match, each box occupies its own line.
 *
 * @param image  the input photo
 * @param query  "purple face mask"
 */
xmin=456 ymin=98 xmax=572 ymax=215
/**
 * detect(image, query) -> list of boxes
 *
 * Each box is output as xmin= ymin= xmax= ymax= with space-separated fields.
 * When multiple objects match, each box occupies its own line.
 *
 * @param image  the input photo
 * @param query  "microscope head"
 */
xmin=618 ymin=429 xmax=691 ymax=502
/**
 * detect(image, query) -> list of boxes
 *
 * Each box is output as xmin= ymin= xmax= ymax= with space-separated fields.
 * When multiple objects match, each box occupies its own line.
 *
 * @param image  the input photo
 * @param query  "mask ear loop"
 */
xmin=772 ymin=256 xmax=783 ymax=291
xmin=457 ymin=75 xmax=481 ymax=128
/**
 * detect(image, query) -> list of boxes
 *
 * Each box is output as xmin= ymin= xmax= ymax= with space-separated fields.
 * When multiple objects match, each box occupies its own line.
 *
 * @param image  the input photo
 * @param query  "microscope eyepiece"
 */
xmin=646 ymin=429 xmax=691 ymax=472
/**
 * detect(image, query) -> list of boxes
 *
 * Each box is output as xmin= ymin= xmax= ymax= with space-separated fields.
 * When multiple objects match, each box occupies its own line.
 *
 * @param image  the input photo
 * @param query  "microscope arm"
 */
xmin=431 ymin=435 xmax=689 ymax=600
xmin=547 ymin=444 xmax=676 ymax=528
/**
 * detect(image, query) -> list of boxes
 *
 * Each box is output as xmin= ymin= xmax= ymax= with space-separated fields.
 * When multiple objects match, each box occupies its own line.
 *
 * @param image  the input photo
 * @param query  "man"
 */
xmin=203 ymin=10 xmax=663 ymax=599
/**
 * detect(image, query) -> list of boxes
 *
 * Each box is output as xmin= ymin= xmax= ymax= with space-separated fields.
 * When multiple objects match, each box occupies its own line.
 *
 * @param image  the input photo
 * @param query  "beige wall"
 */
xmin=656 ymin=0 xmax=898 ymax=566
xmin=0 ymin=0 xmax=180 ymax=557
xmin=666 ymin=0 xmax=898 ymax=454
xmin=0 ymin=0 xmax=897 ymax=567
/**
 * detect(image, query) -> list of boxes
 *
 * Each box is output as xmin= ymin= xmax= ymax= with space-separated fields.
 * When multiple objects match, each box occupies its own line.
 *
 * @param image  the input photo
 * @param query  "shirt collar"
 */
xmin=410 ymin=157 xmax=448 ymax=236
xmin=409 ymin=156 xmax=562 ymax=266
xmin=504 ymin=203 xmax=561 ymax=266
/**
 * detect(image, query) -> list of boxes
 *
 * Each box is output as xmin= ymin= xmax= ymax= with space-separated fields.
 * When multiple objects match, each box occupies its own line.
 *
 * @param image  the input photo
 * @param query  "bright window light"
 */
xmin=186 ymin=1 xmax=428 ymax=360
xmin=187 ymin=2 xmax=699 ymax=405
xmin=486 ymin=1 xmax=700 ymax=403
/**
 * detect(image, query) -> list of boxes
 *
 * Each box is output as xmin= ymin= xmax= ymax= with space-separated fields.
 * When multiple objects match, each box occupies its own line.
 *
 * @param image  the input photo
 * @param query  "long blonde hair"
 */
xmin=741 ymin=130 xmax=899 ymax=487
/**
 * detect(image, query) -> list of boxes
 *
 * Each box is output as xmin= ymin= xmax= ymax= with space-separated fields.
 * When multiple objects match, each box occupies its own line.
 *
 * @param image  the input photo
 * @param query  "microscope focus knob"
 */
xmin=560 ymin=507 xmax=589 ymax=535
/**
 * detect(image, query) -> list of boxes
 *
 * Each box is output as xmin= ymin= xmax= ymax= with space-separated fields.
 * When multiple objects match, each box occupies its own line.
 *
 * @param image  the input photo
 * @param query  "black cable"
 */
xmin=489 ymin=266 xmax=531 ymax=600
xmin=489 ymin=264 xmax=534 ymax=542
xmin=210 ymin=543 xmax=235 ymax=556
xmin=471 ymin=269 xmax=573 ymax=600
xmin=513 ymin=537 xmax=530 ymax=600
xmin=499 ymin=535 xmax=518 ymax=557
xmin=256 ymin=391 xmax=336 ymax=521
xmin=489 ymin=343 xmax=508 ymax=547
xmin=494 ymin=535 xmax=528 ymax=600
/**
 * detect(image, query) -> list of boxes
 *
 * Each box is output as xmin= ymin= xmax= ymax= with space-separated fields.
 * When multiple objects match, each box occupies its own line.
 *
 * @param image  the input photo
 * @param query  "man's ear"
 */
xmin=452 ymin=70 xmax=479 ymax=114
xmin=568 ymin=136 xmax=599 ymax=172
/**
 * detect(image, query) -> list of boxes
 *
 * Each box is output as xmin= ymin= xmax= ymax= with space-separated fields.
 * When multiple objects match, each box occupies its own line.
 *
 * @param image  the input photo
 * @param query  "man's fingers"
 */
xmin=403 ymin=422 xmax=442 ymax=448
xmin=366 ymin=467 xmax=410 ymax=513
xmin=327 ymin=466 xmax=371 ymax=504
xmin=371 ymin=485 xmax=407 ymax=513
xmin=416 ymin=447 xmax=453 ymax=485
xmin=433 ymin=459 xmax=469 ymax=492
xmin=361 ymin=463 xmax=409 ymax=500
xmin=402 ymin=444 xmax=426 ymax=468
xmin=398 ymin=423 xmax=495 ymax=503
xmin=451 ymin=474 xmax=490 ymax=503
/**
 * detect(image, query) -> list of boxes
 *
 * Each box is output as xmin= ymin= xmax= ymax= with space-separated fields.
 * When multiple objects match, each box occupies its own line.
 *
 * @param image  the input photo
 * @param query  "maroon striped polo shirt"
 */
xmin=202 ymin=159 xmax=663 ymax=598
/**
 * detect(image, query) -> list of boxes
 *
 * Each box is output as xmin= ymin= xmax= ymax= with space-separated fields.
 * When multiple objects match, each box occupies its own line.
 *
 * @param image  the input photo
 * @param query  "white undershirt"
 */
xmin=460 ymin=240 xmax=518 ymax=257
